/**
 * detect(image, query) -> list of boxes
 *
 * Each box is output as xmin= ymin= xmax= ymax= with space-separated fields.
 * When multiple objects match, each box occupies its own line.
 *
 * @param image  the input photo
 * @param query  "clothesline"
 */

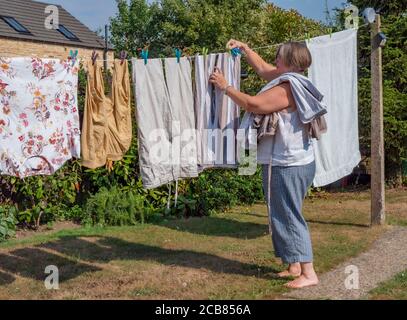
xmin=80 ymin=24 xmax=368 ymax=63
xmin=81 ymin=42 xmax=281 ymax=62
xmin=1 ymin=27 xmax=360 ymax=190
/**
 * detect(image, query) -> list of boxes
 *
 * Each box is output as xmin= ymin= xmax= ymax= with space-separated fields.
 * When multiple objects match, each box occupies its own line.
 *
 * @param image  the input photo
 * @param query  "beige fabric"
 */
xmin=253 ymin=112 xmax=326 ymax=142
xmin=164 ymin=57 xmax=199 ymax=179
xmin=132 ymin=58 xmax=175 ymax=189
xmin=132 ymin=57 xmax=198 ymax=190
xmin=308 ymin=114 xmax=327 ymax=140
xmin=81 ymin=59 xmax=132 ymax=169
xmin=253 ymin=113 xmax=279 ymax=140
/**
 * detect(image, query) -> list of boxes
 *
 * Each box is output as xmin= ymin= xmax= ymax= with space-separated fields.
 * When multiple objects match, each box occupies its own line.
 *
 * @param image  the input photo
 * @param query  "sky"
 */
xmin=38 ymin=0 xmax=349 ymax=32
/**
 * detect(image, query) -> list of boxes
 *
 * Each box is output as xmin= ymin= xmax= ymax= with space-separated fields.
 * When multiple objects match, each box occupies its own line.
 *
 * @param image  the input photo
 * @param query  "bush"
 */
xmin=81 ymin=186 xmax=162 ymax=227
xmin=186 ymin=167 xmax=264 ymax=216
xmin=0 ymin=206 xmax=17 ymax=241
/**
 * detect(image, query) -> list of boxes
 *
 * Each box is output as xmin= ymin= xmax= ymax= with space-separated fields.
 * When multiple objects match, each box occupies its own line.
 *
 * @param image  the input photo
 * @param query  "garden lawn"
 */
xmin=368 ymin=270 xmax=407 ymax=300
xmin=0 ymin=187 xmax=405 ymax=300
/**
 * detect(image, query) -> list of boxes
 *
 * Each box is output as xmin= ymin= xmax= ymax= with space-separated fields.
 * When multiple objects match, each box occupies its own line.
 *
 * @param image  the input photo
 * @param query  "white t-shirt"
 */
xmin=257 ymin=107 xmax=315 ymax=166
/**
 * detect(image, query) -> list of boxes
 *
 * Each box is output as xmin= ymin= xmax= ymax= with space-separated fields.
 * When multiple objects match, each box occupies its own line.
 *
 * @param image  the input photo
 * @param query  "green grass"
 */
xmin=0 ymin=187 xmax=405 ymax=299
xmin=369 ymin=270 xmax=407 ymax=300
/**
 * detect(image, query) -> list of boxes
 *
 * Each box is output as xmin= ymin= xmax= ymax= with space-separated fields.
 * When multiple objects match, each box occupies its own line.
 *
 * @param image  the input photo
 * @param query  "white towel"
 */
xmin=307 ymin=29 xmax=361 ymax=187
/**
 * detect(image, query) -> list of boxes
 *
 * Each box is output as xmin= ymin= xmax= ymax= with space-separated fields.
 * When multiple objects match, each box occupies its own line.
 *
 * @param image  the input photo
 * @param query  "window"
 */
xmin=1 ymin=16 xmax=31 ymax=34
xmin=57 ymin=25 xmax=80 ymax=41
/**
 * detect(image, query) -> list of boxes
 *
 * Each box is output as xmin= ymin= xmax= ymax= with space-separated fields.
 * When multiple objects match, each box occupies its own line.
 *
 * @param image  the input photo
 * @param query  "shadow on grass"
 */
xmin=0 ymin=270 xmax=15 ymax=286
xmin=306 ymin=219 xmax=370 ymax=228
xmin=0 ymin=248 xmax=101 ymax=282
xmin=324 ymin=185 xmax=371 ymax=194
xmin=41 ymin=236 xmax=280 ymax=278
xmin=0 ymin=236 xmax=280 ymax=285
xmin=157 ymin=216 xmax=269 ymax=239
xmin=241 ymin=212 xmax=267 ymax=219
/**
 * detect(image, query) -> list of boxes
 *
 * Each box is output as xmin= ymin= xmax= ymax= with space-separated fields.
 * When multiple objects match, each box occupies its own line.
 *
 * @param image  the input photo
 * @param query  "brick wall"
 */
xmin=0 ymin=37 xmax=114 ymax=66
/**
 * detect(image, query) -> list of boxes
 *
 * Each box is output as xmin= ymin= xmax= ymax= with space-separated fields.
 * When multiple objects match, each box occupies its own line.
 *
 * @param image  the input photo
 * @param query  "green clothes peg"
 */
xmin=141 ymin=49 xmax=149 ymax=65
xmin=69 ymin=50 xmax=78 ymax=66
xmin=202 ymin=47 xmax=208 ymax=58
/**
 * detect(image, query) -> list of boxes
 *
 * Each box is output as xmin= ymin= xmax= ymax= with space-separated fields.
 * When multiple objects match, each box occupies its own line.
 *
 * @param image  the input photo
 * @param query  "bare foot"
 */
xmin=284 ymin=274 xmax=319 ymax=289
xmin=278 ymin=263 xmax=301 ymax=278
xmin=277 ymin=269 xmax=301 ymax=278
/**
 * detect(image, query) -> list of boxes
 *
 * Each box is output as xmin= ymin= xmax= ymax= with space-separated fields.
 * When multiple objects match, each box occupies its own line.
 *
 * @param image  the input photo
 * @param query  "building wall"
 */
xmin=0 ymin=37 xmax=114 ymax=66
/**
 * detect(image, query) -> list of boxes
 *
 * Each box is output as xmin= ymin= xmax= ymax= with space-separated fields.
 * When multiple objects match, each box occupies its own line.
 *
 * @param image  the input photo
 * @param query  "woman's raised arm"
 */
xmin=227 ymin=39 xmax=282 ymax=82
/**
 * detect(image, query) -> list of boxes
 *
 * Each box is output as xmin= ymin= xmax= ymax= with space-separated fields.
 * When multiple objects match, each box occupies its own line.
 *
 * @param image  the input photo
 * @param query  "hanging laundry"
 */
xmin=194 ymin=53 xmax=241 ymax=171
xmin=133 ymin=58 xmax=173 ymax=189
xmin=0 ymin=57 xmax=80 ymax=178
xmin=306 ymin=29 xmax=361 ymax=187
xmin=81 ymin=59 xmax=132 ymax=170
xmin=164 ymin=57 xmax=198 ymax=179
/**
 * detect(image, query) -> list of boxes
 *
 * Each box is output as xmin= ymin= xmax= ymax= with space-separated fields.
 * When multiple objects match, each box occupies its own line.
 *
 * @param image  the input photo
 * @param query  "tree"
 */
xmin=109 ymin=0 xmax=325 ymax=65
xmin=344 ymin=1 xmax=407 ymax=186
xmin=350 ymin=0 xmax=407 ymax=16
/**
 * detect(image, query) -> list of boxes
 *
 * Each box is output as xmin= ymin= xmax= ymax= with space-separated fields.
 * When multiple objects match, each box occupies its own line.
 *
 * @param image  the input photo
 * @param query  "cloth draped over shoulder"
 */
xmin=240 ymin=72 xmax=328 ymax=146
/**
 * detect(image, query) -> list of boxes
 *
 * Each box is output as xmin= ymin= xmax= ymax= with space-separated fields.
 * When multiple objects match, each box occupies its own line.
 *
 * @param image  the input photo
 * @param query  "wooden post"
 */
xmin=370 ymin=14 xmax=385 ymax=226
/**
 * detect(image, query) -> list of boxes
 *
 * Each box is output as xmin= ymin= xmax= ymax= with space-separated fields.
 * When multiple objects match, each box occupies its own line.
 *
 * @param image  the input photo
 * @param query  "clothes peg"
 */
xmin=230 ymin=47 xmax=241 ymax=58
xmin=120 ymin=50 xmax=127 ymax=65
xmin=202 ymin=47 xmax=208 ymax=58
xmin=91 ymin=50 xmax=99 ymax=66
xmin=175 ymin=48 xmax=182 ymax=63
xmin=69 ymin=50 xmax=78 ymax=66
xmin=141 ymin=49 xmax=149 ymax=65
xmin=328 ymin=28 xmax=333 ymax=38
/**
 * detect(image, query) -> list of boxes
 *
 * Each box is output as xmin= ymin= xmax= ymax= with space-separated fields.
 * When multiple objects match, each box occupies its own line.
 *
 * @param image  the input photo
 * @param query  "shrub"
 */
xmin=0 ymin=206 xmax=17 ymax=241
xmin=187 ymin=167 xmax=264 ymax=216
xmin=81 ymin=186 xmax=162 ymax=226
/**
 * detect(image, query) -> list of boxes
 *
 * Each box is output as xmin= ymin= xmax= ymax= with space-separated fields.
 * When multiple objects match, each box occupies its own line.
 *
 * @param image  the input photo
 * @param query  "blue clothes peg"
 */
xmin=175 ymin=48 xmax=182 ymax=63
xmin=230 ymin=47 xmax=241 ymax=58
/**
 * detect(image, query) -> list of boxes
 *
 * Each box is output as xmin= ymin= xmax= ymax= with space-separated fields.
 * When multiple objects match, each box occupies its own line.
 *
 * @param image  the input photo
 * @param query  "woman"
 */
xmin=209 ymin=39 xmax=319 ymax=289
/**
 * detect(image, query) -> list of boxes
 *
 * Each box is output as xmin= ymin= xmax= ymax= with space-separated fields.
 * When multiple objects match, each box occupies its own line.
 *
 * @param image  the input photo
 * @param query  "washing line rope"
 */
xmin=79 ymin=24 xmax=368 ymax=62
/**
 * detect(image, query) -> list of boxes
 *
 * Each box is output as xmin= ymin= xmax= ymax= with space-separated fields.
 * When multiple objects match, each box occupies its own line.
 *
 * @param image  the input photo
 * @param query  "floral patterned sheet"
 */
xmin=0 ymin=57 xmax=80 ymax=178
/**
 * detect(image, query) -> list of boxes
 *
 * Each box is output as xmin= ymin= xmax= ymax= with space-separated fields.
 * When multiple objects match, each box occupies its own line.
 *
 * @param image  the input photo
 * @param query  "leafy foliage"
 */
xmin=343 ymin=1 xmax=407 ymax=186
xmin=0 ymin=206 xmax=17 ymax=241
xmin=81 ymin=186 xmax=162 ymax=226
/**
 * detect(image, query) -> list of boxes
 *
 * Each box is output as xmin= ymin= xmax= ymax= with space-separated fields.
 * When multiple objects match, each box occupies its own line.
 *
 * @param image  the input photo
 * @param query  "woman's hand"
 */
xmin=209 ymin=67 xmax=228 ymax=91
xmin=226 ymin=39 xmax=249 ymax=53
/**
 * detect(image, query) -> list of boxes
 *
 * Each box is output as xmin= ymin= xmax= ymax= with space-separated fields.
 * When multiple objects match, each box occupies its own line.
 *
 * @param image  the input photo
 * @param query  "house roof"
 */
xmin=0 ymin=0 xmax=113 ymax=50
